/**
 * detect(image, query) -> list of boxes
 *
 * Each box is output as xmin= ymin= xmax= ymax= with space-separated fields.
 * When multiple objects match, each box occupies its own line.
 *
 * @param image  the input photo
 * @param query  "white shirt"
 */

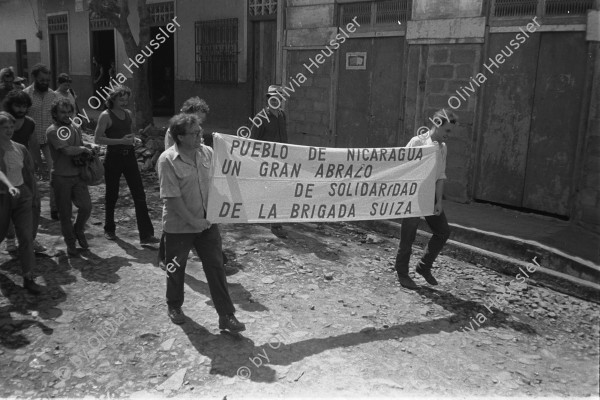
xmin=406 ymin=134 xmax=447 ymax=181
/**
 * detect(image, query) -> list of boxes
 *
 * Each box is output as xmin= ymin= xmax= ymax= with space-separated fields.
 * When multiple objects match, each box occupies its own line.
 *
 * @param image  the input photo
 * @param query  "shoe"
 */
xmin=51 ymin=211 xmax=59 ymax=221
xmin=219 ymin=314 xmax=246 ymax=333
xmin=33 ymin=240 xmax=47 ymax=253
xmin=168 ymin=307 xmax=185 ymax=324
xmin=74 ymin=231 xmax=89 ymax=249
xmin=66 ymin=243 xmax=79 ymax=257
xmin=5 ymin=238 xmax=17 ymax=253
xmin=398 ymin=275 xmax=419 ymax=290
xmin=271 ymin=226 xmax=288 ymax=239
xmin=140 ymin=236 xmax=160 ymax=245
xmin=104 ymin=231 xmax=117 ymax=241
xmin=416 ymin=264 xmax=438 ymax=285
xmin=24 ymin=277 xmax=42 ymax=294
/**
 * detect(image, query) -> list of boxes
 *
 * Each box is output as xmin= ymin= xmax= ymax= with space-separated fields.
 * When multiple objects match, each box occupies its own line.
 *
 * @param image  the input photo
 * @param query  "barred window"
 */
xmin=90 ymin=12 xmax=111 ymax=31
xmin=195 ymin=19 xmax=238 ymax=84
xmin=48 ymin=14 xmax=68 ymax=34
xmin=492 ymin=0 xmax=595 ymax=17
xmin=148 ymin=1 xmax=175 ymax=26
xmin=492 ymin=0 xmax=538 ymax=17
xmin=545 ymin=0 xmax=595 ymax=16
xmin=340 ymin=0 xmax=411 ymax=28
xmin=249 ymin=0 xmax=277 ymax=17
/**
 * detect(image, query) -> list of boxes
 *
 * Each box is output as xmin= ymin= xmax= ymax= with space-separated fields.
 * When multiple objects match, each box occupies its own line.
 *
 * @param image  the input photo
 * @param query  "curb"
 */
xmin=355 ymin=219 xmax=600 ymax=304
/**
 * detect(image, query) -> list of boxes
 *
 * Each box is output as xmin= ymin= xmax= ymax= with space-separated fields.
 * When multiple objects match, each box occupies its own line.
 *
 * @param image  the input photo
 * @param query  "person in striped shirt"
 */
xmin=23 ymin=64 xmax=58 ymax=219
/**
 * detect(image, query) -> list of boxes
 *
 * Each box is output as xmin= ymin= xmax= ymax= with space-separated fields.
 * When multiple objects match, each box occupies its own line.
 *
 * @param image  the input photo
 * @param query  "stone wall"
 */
xmin=285 ymin=50 xmax=333 ymax=146
xmin=284 ymin=0 xmax=336 ymax=146
xmin=422 ymin=44 xmax=483 ymax=202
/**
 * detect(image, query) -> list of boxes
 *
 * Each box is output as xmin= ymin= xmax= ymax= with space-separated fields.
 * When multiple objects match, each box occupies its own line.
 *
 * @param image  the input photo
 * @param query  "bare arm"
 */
xmin=0 ymin=170 xmax=15 ymax=189
xmin=0 ymin=170 xmax=19 ymax=197
xmin=94 ymin=112 xmax=132 ymax=146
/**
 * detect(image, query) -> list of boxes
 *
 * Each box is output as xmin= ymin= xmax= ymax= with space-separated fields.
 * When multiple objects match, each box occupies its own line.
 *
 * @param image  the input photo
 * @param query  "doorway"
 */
xmin=49 ymin=33 xmax=69 ymax=88
xmin=16 ymin=40 xmax=28 ymax=80
xmin=476 ymin=32 xmax=588 ymax=217
xmin=149 ymin=26 xmax=175 ymax=116
xmin=90 ymin=29 xmax=115 ymax=92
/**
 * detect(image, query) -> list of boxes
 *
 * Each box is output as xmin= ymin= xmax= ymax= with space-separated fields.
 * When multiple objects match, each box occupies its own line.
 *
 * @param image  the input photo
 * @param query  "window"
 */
xmin=195 ymin=18 xmax=238 ymax=84
xmin=249 ymin=0 xmax=277 ymax=18
xmin=492 ymin=0 xmax=595 ymax=18
xmin=340 ymin=0 xmax=412 ymax=29
xmin=90 ymin=12 xmax=111 ymax=31
xmin=545 ymin=0 xmax=595 ymax=16
xmin=148 ymin=1 xmax=175 ymax=26
xmin=48 ymin=14 xmax=68 ymax=33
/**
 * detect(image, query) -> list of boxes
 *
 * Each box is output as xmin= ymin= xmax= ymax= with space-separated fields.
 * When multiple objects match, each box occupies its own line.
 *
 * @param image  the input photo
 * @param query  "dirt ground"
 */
xmin=0 ymin=174 xmax=598 ymax=399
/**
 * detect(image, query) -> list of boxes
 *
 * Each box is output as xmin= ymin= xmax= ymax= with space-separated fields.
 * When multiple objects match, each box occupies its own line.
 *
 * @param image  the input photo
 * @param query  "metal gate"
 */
xmin=335 ymin=37 xmax=405 ymax=148
xmin=476 ymin=31 xmax=588 ymax=216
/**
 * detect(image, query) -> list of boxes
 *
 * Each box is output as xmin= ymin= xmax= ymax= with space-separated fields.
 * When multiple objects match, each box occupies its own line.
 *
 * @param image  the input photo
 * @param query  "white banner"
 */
xmin=207 ymin=134 xmax=438 ymax=223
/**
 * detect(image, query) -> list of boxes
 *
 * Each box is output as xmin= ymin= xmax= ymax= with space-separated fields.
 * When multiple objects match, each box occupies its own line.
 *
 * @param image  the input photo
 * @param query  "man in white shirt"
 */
xmin=394 ymin=108 xmax=458 ymax=289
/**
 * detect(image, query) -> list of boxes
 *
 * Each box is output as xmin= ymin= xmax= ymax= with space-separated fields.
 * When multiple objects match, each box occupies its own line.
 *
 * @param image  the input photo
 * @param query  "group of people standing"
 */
xmin=0 ymin=64 xmax=159 ymax=296
xmin=1 ymin=65 xmax=456 ymax=333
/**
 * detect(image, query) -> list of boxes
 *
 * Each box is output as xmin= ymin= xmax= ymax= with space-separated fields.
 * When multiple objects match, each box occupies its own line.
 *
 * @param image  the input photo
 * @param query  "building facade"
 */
xmin=281 ymin=0 xmax=600 ymax=232
xmin=0 ymin=0 xmax=42 ymax=81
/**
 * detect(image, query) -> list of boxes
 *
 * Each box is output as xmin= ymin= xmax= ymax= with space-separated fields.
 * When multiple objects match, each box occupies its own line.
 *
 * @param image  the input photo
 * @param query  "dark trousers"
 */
xmin=104 ymin=150 xmax=154 ymax=239
xmin=0 ymin=185 xmax=35 ymax=277
xmin=158 ymin=232 xmax=229 ymax=267
xmin=5 ymin=198 xmax=40 ymax=241
xmin=164 ymin=226 xmax=235 ymax=316
xmin=52 ymin=175 xmax=92 ymax=246
xmin=394 ymin=212 xmax=451 ymax=278
xmin=39 ymin=143 xmax=57 ymax=213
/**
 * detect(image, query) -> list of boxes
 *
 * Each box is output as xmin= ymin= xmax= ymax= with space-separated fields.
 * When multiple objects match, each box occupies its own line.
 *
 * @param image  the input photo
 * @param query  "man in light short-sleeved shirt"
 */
xmin=157 ymin=112 xmax=245 ymax=333
xmin=394 ymin=108 xmax=458 ymax=290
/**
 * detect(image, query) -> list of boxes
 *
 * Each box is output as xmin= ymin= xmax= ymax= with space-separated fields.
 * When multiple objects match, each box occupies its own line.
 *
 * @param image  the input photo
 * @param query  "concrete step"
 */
xmin=356 ymin=219 xmax=600 ymax=304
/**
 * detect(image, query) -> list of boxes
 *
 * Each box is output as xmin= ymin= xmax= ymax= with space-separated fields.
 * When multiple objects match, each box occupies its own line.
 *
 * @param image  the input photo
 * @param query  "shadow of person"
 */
xmin=60 ymin=250 xmax=133 ymax=284
xmin=178 ymin=316 xmax=278 ymax=383
xmin=416 ymin=286 xmax=538 ymax=334
xmin=110 ymin=236 xmax=157 ymax=262
xmin=184 ymin=272 xmax=269 ymax=312
xmin=180 ymin=314 xmax=468 ymax=383
xmin=0 ymin=255 xmax=71 ymax=349
xmin=223 ymin=223 xmax=340 ymax=263
xmin=270 ymin=223 xmax=341 ymax=262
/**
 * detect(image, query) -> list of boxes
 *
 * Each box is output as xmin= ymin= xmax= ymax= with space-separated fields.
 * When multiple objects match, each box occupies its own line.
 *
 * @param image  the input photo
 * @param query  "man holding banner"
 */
xmin=394 ymin=108 xmax=458 ymax=290
xmin=157 ymin=113 xmax=245 ymax=332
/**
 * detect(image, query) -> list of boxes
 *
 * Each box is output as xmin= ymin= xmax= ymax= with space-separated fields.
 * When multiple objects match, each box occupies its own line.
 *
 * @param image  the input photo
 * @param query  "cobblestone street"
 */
xmin=0 ymin=176 xmax=599 ymax=399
